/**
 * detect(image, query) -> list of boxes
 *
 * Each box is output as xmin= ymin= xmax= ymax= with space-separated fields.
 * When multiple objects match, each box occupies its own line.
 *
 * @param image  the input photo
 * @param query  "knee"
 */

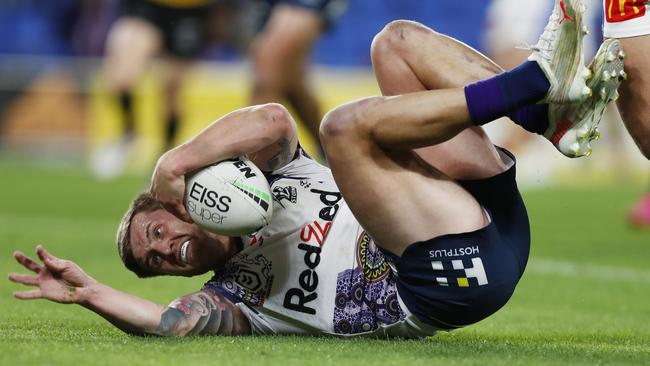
xmin=371 ymin=20 xmax=438 ymax=62
xmin=254 ymin=102 xmax=293 ymax=126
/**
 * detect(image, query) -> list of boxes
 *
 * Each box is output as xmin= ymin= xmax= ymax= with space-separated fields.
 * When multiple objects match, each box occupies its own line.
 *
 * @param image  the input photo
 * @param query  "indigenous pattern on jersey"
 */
xmin=333 ymin=231 xmax=405 ymax=334
xmin=603 ymin=0 xmax=650 ymax=37
xmin=203 ymin=149 xmax=415 ymax=336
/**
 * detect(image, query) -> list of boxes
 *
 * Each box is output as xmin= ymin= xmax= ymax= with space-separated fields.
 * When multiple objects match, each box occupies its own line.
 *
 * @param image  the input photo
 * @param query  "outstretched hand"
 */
xmin=150 ymin=150 xmax=192 ymax=222
xmin=8 ymin=245 xmax=96 ymax=304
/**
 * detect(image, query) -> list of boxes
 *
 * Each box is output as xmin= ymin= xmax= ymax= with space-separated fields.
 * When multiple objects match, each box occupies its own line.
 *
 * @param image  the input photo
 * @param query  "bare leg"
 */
xmin=615 ymin=35 xmax=650 ymax=159
xmin=92 ymin=17 xmax=162 ymax=179
xmin=320 ymin=21 xmax=516 ymax=256
xmin=104 ymin=17 xmax=162 ymax=105
xmin=370 ymin=20 xmax=509 ymax=180
xmin=250 ymin=4 xmax=323 ymax=151
xmin=614 ymin=35 xmax=650 ymax=226
xmin=160 ymin=58 xmax=191 ymax=150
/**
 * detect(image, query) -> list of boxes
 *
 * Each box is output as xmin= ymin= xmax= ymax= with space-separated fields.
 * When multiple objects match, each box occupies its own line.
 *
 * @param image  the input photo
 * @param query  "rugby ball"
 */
xmin=184 ymin=157 xmax=273 ymax=236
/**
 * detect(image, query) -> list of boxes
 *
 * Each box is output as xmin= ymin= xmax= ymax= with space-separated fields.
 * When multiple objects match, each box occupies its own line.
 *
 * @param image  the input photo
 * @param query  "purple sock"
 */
xmin=464 ymin=61 xmax=550 ymax=125
xmin=509 ymin=104 xmax=549 ymax=135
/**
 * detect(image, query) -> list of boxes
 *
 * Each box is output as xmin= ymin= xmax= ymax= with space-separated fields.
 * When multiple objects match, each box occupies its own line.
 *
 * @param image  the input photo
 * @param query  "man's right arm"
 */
xmin=82 ymin=284 xmax=250 ymax=337
xmin=9 ymin=246 xmax=250 ymax=337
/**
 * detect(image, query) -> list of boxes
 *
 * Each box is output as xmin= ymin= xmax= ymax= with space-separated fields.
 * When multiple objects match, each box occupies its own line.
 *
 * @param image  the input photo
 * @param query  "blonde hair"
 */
xmin=116 ymin=192 xmax=163 ymax=278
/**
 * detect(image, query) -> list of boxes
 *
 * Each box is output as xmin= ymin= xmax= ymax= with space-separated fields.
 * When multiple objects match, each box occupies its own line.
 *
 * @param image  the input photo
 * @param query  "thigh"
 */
xmin=279 ymin=0 xmax=347 ymax=28
xmin=253 ymin=4 xmax=323 ymax=76
xmin=323 ymin=112 xmax=488 ymax=257
xmin=104 ymin=16 xmax=162 ymax=90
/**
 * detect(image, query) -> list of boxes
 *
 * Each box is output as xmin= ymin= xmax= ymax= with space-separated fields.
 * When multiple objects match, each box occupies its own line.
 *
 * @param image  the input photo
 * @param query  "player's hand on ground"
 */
xmin=150 ymin=150 xmax=192 ymax=222
xmin=9 ymin=245 xmax=96 ymax=304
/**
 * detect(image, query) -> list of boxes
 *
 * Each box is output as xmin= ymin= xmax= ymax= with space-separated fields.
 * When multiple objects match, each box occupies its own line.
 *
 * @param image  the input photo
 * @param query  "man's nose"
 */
xmin=151 ymin=240 xmax=173 ymax=256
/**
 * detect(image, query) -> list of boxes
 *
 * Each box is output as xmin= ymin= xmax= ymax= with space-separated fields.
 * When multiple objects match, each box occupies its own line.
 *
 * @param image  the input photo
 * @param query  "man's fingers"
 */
xmin=36 ymin=245 xmax=57 ymax=263
xmin=14 ymin=289 xmax=43 ymax=300
xmin=43 ymin=257 xmax=67 ymax=273
xmin=8 ymin=273 xmax=39 ymax=286
xmin=175 ymin=203 xmax=193 ymax=223
xmin=13 ymin=251 xmax=42 ymax=273
xmin=163 ymin=202 xmax=193 ymax=223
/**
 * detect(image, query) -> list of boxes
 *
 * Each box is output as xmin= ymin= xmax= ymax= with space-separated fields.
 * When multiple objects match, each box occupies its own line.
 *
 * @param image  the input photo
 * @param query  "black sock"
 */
xmin=165 ymin=114 xmax=179 ymax=149
xmin=119 ymin=92 xmax=134 ymax=135
xmin=509 ymin=104 xmax=549 ymax=135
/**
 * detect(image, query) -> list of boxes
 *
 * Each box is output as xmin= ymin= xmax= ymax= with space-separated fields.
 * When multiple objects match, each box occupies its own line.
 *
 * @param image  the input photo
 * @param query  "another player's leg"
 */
xmin=614 ymin=36 xmax=650 ymax=227
xmin=251 ymin=4 xmax=324 ymax=153
xmin=104 ymin=17 xmax=162 ymax=136
xmin=160 ymin=58 xmax=190 ymax=151
xmin=616 ymin=36 xmax=650 ymax=226
xmin=610 ymin=36 xmax=650 ymax=159
xmin=602 ymin=2 xmax=650 ymax=224
xmin=92 ymin=16 xmax=162 ymax=179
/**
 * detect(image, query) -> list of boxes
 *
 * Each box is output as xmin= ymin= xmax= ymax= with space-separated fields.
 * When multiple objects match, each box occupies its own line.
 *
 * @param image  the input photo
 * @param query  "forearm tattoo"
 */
xmin=264 ymin=137 xmax=295 ymax=171
xmin=157 ymin=289 xmax=250 ymax=336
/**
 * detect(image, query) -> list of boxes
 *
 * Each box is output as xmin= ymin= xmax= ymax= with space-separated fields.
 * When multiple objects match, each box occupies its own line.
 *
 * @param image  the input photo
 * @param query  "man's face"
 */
xmin=130 ymin=209 xmax=234 ymax=276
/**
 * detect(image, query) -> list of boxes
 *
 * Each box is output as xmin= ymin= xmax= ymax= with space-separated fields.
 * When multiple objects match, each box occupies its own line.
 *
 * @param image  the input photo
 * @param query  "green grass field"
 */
xmin=1 ymin=159 xmax=649 ymax=366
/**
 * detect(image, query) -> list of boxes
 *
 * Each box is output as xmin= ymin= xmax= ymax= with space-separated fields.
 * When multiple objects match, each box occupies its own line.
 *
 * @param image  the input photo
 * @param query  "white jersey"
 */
xmin=603 ymin=0 xmax=650 ymax=38
xmin=203 ymin=150 xmax=438 ymax=338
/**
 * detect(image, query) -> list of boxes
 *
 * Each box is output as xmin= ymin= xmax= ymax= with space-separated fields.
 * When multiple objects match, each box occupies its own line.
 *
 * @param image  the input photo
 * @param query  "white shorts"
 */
xmin=603 ymin=0 xmax=650 ymax=38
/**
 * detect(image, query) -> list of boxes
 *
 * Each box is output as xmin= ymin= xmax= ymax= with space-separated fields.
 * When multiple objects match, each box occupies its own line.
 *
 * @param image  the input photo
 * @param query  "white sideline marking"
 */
xmin=528 ymin=258 xmax=650 ymax=284
xmin=2 ymin=212 xmax=649 ymax=284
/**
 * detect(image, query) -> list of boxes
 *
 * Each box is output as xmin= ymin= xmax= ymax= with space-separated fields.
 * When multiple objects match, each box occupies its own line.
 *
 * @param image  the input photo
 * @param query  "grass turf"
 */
xmin=1 ymin=160 xmax=649 ymax=366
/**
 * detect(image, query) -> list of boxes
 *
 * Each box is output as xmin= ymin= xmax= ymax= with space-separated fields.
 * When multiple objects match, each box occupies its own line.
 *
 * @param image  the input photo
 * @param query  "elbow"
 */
xmin=254 ymin=103 xmax=297 ymax=139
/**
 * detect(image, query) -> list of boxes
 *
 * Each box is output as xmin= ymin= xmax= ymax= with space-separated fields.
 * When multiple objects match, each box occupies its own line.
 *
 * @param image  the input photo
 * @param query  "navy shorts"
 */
xmin=256 ymin=0 xmax=347 ymax=29
xmin=381 ymin=149 xmax=530 ymax=329
xmin=122 ymin=0 xmax=212 ymax=58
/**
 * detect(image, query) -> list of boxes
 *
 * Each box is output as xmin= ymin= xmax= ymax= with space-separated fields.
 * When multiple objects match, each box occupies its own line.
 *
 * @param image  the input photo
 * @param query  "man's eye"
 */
xmin=154 ymin=227 xmax=162 ymax=238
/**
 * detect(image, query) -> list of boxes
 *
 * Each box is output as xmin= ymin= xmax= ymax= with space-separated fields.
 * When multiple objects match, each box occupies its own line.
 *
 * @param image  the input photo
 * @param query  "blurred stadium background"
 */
xmin=1 ymin=1 xmax=649 ymax=365
xmin=1 ymin=0 xmax=497 ymax=166
xmin=1 ymin=0 xmax=647 ymax=186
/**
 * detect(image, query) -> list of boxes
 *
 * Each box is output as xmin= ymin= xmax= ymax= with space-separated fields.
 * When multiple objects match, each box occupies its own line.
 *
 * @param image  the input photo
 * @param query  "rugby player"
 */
xmin=91 ymin=0 xmax=225 ymax=180
xmin=9 ymin=1 xmax=623 ymax=337
xmin=602 ymin=0 xmax=650 ymax=226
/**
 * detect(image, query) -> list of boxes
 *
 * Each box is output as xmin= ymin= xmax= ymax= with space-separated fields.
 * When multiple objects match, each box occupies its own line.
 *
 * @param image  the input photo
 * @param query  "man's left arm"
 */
xmin=150 ymin=103 xmax=299 ymax=221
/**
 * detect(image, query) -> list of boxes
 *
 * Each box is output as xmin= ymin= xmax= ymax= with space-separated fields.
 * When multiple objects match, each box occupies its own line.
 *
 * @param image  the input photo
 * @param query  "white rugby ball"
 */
xmin=185 ymin=157 xmax=273 ymax=236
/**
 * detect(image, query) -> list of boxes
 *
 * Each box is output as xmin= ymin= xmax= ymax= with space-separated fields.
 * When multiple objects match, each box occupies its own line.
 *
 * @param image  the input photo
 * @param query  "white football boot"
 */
xmin=89 ymin=133 xmax=135 ymax=180
xmin=545 ymin=38 xmax=626 ymax=157
xmin=528 ymin=0 xmax=592 ymax=104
